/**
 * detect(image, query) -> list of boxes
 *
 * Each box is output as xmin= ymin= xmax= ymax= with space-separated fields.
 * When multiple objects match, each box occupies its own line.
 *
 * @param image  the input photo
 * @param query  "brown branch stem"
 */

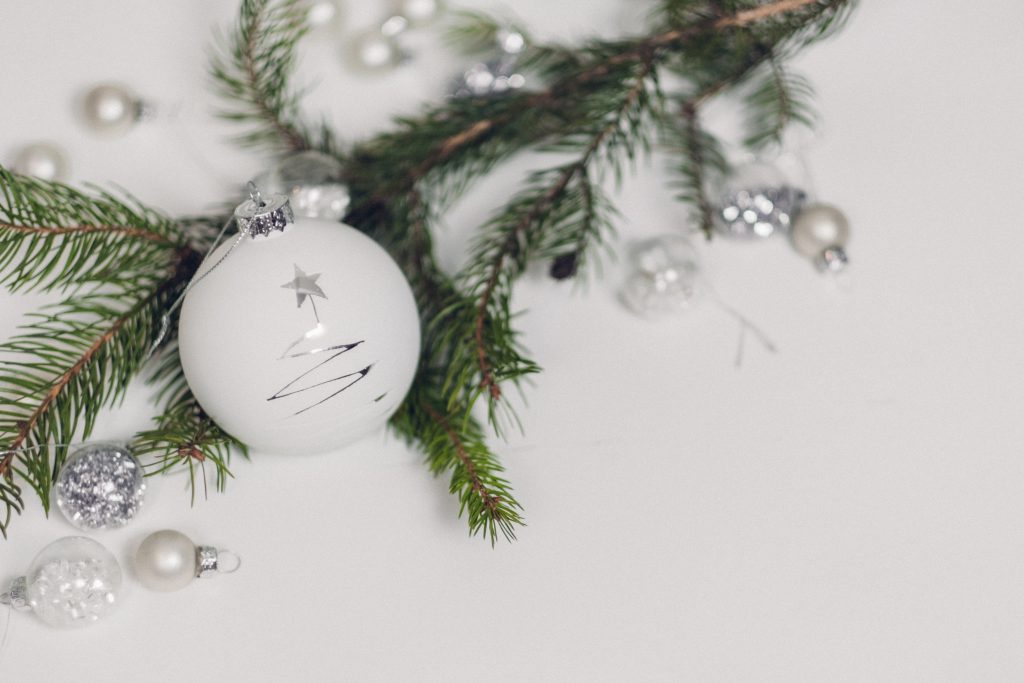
xmin=422 ymin=403 xmax=502 ymax=516
xmin=0 ymin=221 xmax=175 ymax=244
xmin=473 ymin=59 xmax=656 ymax=400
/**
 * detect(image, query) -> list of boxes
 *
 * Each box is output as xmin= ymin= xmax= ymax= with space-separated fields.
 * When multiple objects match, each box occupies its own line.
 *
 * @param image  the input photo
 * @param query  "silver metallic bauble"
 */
xmin=11 ymin=142 xmax=69 ymax=181
xmin=621 ymin=234 xmax=704 ymax=316
xmin=254 ymin=150 xmax=351 ymax=221
xmin=17 ymin=537 xmax=123 ymax=629
xmin=452 ymin=57 xmax=526 ymax=98
xmin=82 ymin=83 xmax=143 ymax=136
xmin=714 ymin=162 xmax=806 ymax=239
xmin=351 ymin=29 xmax=404 ymax=71
xmin=395 ymin=0 xmax=444 ymax=26
xmin=55 ymin=443 xmax=145 ymax=530
xmin=135 ymin=530 xmax=240 ymax=592
xmin=790 ymin=202 xmax=850 ymax=270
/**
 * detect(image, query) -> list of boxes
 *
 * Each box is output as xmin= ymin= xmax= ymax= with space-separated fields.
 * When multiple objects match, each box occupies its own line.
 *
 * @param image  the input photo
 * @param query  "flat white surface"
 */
xmin=1 ymin=1 xmax=1023 ymax=681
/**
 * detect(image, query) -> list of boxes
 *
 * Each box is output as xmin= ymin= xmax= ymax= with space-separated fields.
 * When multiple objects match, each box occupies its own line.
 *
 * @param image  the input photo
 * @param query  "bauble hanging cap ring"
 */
xmin=235 ymin=182 xmax=294 ymax=238
xmin=196 ymin=545 xmax=242 ymax=578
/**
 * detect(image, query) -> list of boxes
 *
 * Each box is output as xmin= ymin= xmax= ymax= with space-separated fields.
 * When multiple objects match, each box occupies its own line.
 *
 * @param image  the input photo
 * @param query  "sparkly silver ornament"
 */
xmin=714 ymin=162 xmax=806 ymax=239
xmin=55 ymin=443 xmax=146 ymax=530
xmin=621 ymin=234 xmax=704 ymax=316
xmin=11 ymin=142 xmax=69 ymax=181
xmin=1 ymin=536 xmax=123 ymax=629
xmin=81 ymin=83 xmax=147 ymax=136
xmin=451 ymin=28 xmax=528 ymax=98
xmin=253 ymin=151 xmax=350 ymax=222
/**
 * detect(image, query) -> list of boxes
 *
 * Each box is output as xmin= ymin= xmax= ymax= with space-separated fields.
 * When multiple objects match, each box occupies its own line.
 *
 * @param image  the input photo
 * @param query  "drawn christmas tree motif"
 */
xmin=268 ymin=264 xmax=373 ymax=415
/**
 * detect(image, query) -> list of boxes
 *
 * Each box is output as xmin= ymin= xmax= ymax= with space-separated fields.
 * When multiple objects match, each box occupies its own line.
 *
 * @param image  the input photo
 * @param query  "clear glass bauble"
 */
xmin=712 ymin=161 xmax=806 ymax=239
xmin=177 ymin=216 xmax=421 ymax=455
xmin=55 ymin=443 xmax=146 ymax=530
xmin=25 ymin=536 xmax=123 ymax=629
xmin=254 ymin=151 xmax=351 ymax=222
xmin=621 ymin=234 xmax=704 ymax=317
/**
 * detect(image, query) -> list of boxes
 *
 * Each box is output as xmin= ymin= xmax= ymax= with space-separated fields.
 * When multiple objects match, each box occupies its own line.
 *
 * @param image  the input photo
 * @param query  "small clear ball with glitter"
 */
xmin=621 ymin=234 xmax=704 ymax=317
xmin=56 ymin=443 xmax=146 ymax=530
xmin=254 ymin=151 xmax=351 ymax=222
xmin=715 ymin=162 xmax=806 ymax=239
xmin=25 ymin=536 xmax=123 ymax=629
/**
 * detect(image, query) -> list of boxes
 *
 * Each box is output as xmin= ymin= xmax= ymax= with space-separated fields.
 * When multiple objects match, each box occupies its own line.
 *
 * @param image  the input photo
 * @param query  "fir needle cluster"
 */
xmin=0 ymin=0 xmax=855 ymax=542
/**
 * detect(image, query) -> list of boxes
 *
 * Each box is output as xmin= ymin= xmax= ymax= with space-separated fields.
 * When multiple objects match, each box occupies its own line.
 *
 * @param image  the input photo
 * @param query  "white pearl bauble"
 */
xmin=177 ymin=216 xmax=420 ymax=455
xmin=26 ymin=537 xmax=123 ymax=628
xmin=307 ymin=0 xmax=341 ymax=28
xmin=790 ymin=202 xmax=850 ymax=258
xmin=82 ymin=83 xmax=139 ymax=135
xmin=351 ymin=30 xmax=402 ymax=71
xmin=135 ymin=530 xmax=197 ymax=592
xmin=397 ymin=0 xmax=444 ymax=26
xmin=11 ymin=142 xmax=68 ymax=181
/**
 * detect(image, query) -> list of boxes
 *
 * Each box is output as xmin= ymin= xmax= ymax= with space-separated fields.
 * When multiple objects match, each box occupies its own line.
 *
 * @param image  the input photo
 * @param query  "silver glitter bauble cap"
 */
xmin=235 ymin=185 xmax=295 ymax=238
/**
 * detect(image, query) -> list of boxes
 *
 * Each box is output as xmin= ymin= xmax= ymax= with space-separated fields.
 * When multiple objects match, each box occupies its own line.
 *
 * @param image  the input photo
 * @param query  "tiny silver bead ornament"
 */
xmin=55 ymin=442 xmax=146 ymax=530
xmin=252 ymin=151 xmax=351 ymax=222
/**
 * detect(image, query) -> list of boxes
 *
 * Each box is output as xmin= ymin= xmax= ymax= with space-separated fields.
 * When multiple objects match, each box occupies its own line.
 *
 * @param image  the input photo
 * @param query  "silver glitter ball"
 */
xmin=714 ymin=162 xmax=806 ymax=239
xmin=55 ymin=443 xmax=146 ymax=530
xmin=452 ymin=56 xmax=526 ymax=98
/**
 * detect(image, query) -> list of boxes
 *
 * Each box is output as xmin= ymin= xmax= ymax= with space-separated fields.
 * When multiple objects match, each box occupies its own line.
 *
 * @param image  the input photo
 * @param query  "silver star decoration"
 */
xmin=280 ymin=264 xmax=327 ymax=308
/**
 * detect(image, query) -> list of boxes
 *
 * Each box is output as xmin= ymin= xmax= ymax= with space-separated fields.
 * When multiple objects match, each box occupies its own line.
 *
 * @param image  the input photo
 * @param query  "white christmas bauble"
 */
xmin=178 ymin=205 xmax=420 ymax=454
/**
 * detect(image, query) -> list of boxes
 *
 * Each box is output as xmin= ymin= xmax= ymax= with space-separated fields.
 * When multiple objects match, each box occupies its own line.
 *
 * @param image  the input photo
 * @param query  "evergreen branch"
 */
xmin=673 ymin=101 xmax=728 ymax=238
xmin=0 ymin=274 xmax=183 ymax=526
xmin=210 ymin=0 xmax=316 ymax=152
xmin=391 ymin=376 xmax=524 ymax=545
xmin=743 ymin=56 xmax=816 ymax=150
xmin=463 ymin=57 xmax=658 ymax=410
xmin=0 ymin=167 xmax=182 ymax=292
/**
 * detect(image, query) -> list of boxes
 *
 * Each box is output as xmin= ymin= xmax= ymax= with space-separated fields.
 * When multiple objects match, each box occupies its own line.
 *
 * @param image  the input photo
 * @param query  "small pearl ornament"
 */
xmin=134 ymin=530 xmax=240 ymax=592
xmin=82 ymin=83 xmax=145 ymax=136
xmin=790 ymin=202 xmax=851 ymax=271
xmin=11 ymin=142 xmax=69 ymax=181
xmin=351 ymin=29 xmax=404 ymax=71
xmin=396 ymin=0 xmax=444 ymax=26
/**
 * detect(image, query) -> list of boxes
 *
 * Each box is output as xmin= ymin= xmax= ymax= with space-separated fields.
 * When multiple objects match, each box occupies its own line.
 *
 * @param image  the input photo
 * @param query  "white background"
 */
xmin=2 ymin=1 xmax=1023 ymax=681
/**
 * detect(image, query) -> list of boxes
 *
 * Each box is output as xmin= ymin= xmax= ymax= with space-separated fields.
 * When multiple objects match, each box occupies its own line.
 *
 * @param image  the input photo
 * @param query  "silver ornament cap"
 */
xmin=235 ymin=187 xmax=295 ymax=237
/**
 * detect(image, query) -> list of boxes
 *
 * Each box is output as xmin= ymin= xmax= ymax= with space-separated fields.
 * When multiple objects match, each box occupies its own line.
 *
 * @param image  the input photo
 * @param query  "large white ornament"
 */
xmin=177 ymin=196 xmax=420 ymax=454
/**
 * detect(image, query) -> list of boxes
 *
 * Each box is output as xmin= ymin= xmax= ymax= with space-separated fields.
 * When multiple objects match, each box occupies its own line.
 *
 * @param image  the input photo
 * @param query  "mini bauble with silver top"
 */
xmin=55 ymin=442 xmax=146 ymax=530
xmin=11 ymin=142 xmax=69 ymax=181
xmin=134 ymin=529 xmax=240 ymax=593
xmin=252 ymin=151 xmax=350 ymax=222
xmin=2 ymin=537 xmax=123 ymax=629
xmin=81 ymin=83 xmax=148 ymax=136
xmin=176 ymin=191 xmax=420 ymax=454
xmin=790 ymin=202 xmax=851 ymax=272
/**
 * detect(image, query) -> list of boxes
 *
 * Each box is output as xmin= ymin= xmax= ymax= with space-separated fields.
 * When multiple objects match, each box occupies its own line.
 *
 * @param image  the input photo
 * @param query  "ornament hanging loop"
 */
xmin=247 ymin=181 xmax=265 ymax=207
xmin=0 ymin=577 xmax=30 ymax=612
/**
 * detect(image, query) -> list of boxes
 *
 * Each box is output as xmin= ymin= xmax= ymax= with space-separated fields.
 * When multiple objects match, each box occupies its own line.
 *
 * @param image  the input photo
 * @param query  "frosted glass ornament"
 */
xmin=8 ymin=537 xmax=123 ymax=629
xmin=177 ymin=196 xmax=420 ymax=455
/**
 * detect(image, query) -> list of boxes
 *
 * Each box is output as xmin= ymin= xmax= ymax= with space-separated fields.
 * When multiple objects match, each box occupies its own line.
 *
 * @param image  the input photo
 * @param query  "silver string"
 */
xmin=704 ymin=287 xmax=777 ymax=367
xmin=146 ymin=215 xmax=249 ymax=360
